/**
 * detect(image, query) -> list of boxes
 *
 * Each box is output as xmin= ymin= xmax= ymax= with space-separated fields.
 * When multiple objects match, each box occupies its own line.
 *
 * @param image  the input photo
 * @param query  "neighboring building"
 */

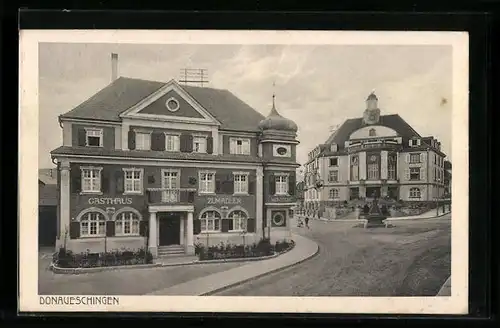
xmin=50 ymin=54 xmax=299 ymax=257
xmin=303 ymin=92 xmax=447 ymax=213
xmin=444 ymin=160 xmax=452 ymax=197
xmin=39 ymin=169 xmax=58 ymax=247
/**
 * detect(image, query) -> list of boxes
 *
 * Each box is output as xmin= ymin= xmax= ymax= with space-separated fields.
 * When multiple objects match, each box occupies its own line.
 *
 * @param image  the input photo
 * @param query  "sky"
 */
xmin=39 ymin=43 xmax=452 ymax=173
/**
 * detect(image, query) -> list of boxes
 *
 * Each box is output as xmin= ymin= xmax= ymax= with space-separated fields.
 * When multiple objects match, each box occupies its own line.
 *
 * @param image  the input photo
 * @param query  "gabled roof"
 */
xmin=39 ymin=168 xmax=57 ymax=185
xmin=60 ymin=77 xmax=266 ymax=132
xmin=324 ymin=114 xmax=421 ymax=145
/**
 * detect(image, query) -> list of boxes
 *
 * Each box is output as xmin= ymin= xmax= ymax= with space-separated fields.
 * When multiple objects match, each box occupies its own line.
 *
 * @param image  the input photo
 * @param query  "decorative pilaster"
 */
xmin=186 ymin=211 xmax=194 ymax=255
xmin=179 ymin=216 xmax=185 ymax=245
xmin=359 ymin=152 xmax=367 ymax=180
xmin=381 ymin=150 xmax=388 ymax=180
xmin=59 ymin=161 xmax=71 ymax=241
xmin=347 ymin=154 xmax=351 ymax=181
xmin=148 ymin=211 xmax=157 ymax=258
xmin=62 ymin=122 xmax=72 ymax=147
xmin=256 ymin=166 xmax=264 ymax=236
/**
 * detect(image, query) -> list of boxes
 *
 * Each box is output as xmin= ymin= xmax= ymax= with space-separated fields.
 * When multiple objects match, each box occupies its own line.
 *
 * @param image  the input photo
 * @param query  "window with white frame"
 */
xmin=230 ymin=138 xmax=251 ymax=155
xmin=228 ymin=210 xmax=247 ymax=231
xmin=328 ymin=170 xmax=338 ymax=182
xmin=233 ymin=172 xmax=249 ymax=194
xmin=135 ymin=132 xmax=151 ymax=150
xmin=193 ymin=136 xmax=207 ymax=153
xmin=367 ymin=163 xmax=379 ymax=180
xmin=200 ymin=210 xmax=221 ymax=232
xmin=410 ymin=167 xmax=421 ymax=180
xmin=123 ymin=168 xmax=143 ymax=194
xmin=410 ymin=153 xmax=421 ymax=163
xmin=329 ymin=188 xmax=339 ymax=199
xmin=275 ymin=174 xmax=289 ymax=195
xmin=81 ymin=167 xmax=102 ymax=193
xmin=85 ymin=128 xmax=103 ymax=147
xmin=115 ymin=211 xmax=140 ymax=236
xmin=80 ymin=212 xmax=106 ymax=237
xmin=199 ymin=171 xmax=215 ymax=193
xmin=409 ymin=187 xmax=421 ymax=199
xmin=165 ymin=134 xmax=180 ymax=152
xmin=388 ymin=155 xmax=397 ymax=180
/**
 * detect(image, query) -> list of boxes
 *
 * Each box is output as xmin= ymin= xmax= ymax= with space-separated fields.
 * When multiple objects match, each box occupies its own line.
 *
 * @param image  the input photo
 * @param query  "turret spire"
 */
xmin=272 ymin=81 xmax=276 ymax=109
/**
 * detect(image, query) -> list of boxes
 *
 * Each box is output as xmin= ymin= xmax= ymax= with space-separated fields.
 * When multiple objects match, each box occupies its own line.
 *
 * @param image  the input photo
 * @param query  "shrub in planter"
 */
xmin=53 ymin=247 xmax=153 ymax=268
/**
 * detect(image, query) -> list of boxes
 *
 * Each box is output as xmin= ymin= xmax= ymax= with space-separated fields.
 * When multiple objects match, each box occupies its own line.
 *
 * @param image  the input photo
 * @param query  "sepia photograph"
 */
xmin=19 ymin=30 xmax=469 ymax=314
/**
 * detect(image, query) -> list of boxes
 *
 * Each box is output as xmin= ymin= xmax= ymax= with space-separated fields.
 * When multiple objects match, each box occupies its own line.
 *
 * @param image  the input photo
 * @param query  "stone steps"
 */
xmin=158 ymin=245 xmax=185 ymax=257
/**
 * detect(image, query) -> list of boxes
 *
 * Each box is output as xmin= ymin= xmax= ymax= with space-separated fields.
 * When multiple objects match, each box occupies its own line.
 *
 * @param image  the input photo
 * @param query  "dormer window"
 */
xmin=409 ymin=138 xmax=420 ymax=147
xmin=369 ymin=128 xmax=376 ymax=137
xmin=85 ymin=128 xmax=103 ymax=147
xmin=330 ymin=143 xmax=338 ymax=152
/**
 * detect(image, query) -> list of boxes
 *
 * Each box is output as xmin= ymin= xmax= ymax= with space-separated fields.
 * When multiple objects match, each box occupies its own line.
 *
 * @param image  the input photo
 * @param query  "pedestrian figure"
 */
xmin=305 ymin=216 xmax=310 ymax=229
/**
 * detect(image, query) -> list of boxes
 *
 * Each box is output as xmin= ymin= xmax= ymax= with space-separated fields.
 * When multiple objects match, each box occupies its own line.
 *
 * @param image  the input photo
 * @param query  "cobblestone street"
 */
xmin=215 ymin=216 xmax=451 ymax=296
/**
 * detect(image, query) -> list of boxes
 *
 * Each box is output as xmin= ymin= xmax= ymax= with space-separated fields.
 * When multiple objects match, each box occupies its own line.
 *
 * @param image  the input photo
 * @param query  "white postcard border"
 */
xmin=19 ymin=29 xmax=469 ymax=314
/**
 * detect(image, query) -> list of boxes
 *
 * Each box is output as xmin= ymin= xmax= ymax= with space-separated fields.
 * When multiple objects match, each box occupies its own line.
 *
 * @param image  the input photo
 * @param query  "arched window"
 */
xmin=115 ymin=211 xmax=141 ymax=236
xmin=80 ymin=212 xmax=106 ymax=237
xmin=228 ymin=209 xmax=248 ymax=232
xmin=200 ymin=210 xmax=221 ymax=233
xmin=369 ymin=128 xmax=376 ymax=136
xmin=409 ymin=187 xmax=421 ymax=199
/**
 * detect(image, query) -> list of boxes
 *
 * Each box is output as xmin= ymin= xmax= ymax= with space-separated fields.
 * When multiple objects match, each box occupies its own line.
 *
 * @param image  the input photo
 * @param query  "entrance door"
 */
xmin=158 ymin=213 xmax=181 ymax=246
xmin=366 ymin=187 xmax=381 ymax=198
xmin=161 ymin=170 xmax=180 ymax=203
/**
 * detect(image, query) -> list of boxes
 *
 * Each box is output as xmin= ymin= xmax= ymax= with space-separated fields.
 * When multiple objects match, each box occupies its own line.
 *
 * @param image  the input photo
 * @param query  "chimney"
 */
xmin=111 ymin=53 xmax=118 ymax=82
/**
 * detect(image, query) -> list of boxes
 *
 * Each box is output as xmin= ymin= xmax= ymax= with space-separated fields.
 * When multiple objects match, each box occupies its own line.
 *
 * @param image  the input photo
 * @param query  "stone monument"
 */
xmin=363 ymin=194 xmax=388 ymax=228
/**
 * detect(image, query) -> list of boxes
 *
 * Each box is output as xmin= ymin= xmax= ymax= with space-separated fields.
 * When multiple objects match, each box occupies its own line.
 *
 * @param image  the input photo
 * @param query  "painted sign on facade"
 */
xmin=206 ymin=196 xmax=242 ymax=205
xmin=88 ymin=197 xmax=133 ymax=205
xmin=269 ymin=195 xmax=295 ymax=203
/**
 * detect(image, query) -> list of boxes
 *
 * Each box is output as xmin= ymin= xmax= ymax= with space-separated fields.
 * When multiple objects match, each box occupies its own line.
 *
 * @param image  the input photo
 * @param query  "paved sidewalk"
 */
xmin=436 ymin=276 xmax=451 ymax=296
xmin=146 ymin=233 xmax=319 ymax=296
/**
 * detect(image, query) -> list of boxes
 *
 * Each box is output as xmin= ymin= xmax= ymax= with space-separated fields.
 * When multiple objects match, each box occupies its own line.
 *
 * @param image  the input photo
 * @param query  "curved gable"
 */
xmin=349 ymin=125 xmax=398 ymax=139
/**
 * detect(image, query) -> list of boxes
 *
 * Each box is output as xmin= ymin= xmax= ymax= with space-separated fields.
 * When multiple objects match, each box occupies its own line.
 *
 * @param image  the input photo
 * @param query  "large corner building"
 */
xmin=304 ymin=92 xmax=447 ymax=211
xmin=50 ymin=55 xmax=299 ymax=258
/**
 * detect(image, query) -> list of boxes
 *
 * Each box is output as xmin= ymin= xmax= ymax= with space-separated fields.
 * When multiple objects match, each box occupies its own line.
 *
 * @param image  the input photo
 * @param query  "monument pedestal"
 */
xmin=361 ymin=197 xmax=387 ymax=228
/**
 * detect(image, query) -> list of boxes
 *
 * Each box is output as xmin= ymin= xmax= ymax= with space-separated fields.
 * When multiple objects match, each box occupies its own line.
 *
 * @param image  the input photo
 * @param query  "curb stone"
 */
xmin=202 ymin=242 xmax=319 ymax=296
xmin=436 ymin=276 xmax=451 ymax=296
xmin=49 ymin=243 xmax=296 ymax=274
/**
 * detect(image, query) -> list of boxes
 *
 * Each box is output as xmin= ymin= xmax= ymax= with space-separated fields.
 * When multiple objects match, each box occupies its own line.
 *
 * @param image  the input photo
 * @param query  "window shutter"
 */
xmin=193 ymin=219 xmax=201 ymax=235
xmin=288 ymin=174 xmax=296 ymax=195
xmin=106 ymin=221 xmax=115 ymax=237
xmin=139 ymin=220 xmax=148 ymax=237
xmin=128 ymin=130 xmax=136 ymax=150
xmin=269 ymin=173 xmax=276 ymax=195
xmin=405 ymin=153 xmax=410 ymax=163
xmin=248 ymin=174 xmax=256 ymax=195
xmin=186 ymin=134 xmax=194 ymax=152
xmin=71 ymin=167 xmax=81 ymax=194
xmin=115 ymin=170 xmax=124 ymax=193
xmin=151 ymin=132 xmax=165 ymax=151
xmin=404 ymin=168 xmax=410 ymax=180
xmin=206 ymin=136 xmax=214 ymax=154
xmin=420 ymin=167 xmax=426 ymax=181
xmin=417 ymin=139 xmax=421 ymax=146
xmin=69 ymin=221 xmax=80 ymax=239
xmin=221 ymin=218 xmax=230 ymax=232
xmin=226 ymin=173 xmax=234 ymax=194
xmin=246 ymin=218 xmax=255 ymax=233
xmin=179 ymin=133 xmax=189 ymax=152
xmin=215 ymin=174 xmax=222 ymax=193
xmin=101 ymin=169 xmax=110 ymax=193
xmin=78 ymin=128 xmax=87 ymax=147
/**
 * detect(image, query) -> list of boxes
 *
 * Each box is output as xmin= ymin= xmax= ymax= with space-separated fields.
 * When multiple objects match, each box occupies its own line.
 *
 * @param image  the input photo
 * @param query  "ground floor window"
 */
xmin=80 ymin=212 xmax=106 ymax=237
xmin=200 ymin=210 xmax=221 ymax=232
xmin=115 ymin=211 xmax=140 ymax=236
xmin=409 ymin=187 xmax=421 ymax=199
xmin=329 ymin=188 xmax=339 ymax=199
xmin=228 ymin=210 xmax=247 ymax=231
xmin=350 ymin=187 xmax=360 ymax=200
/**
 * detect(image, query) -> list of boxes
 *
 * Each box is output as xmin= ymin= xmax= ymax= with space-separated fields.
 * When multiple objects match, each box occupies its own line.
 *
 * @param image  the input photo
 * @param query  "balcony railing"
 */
xmin=146 ymin=188 xmax=197 ymax=205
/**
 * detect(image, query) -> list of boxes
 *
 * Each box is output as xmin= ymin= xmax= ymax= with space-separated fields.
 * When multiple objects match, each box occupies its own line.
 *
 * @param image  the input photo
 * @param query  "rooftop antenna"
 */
xmin=272 ymin=81 xmax=276 ymax=108
xmin=179 ymin=68 xmax=209 ymax=87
